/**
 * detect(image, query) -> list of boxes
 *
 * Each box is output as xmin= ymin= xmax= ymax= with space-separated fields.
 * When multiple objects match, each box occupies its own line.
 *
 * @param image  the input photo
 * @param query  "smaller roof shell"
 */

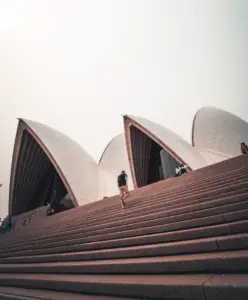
xmin=192 ymin=107 xmax=248 ymax=163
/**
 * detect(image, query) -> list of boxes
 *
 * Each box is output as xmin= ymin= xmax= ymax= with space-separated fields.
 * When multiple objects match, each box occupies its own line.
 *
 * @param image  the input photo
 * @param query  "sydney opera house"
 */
xmin=9 ymin=106 xmax=248 ymax=216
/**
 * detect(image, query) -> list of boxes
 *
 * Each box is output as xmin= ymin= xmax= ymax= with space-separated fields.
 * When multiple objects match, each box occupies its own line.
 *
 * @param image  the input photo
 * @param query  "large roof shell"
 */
xmin=192 ymin=107 xmax=248 ymax=163
xmin=124 ymin=115 xmax=207 ymax=168
xmin=9 ymin=119 xmax=98 ymax=213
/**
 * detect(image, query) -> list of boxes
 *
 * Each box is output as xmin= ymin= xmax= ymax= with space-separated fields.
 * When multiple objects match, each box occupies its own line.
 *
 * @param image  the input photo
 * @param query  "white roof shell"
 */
xmin=125 ymin=115 xmax=207 ymax=170
xmin=10 ymin=119 xmax=98 ymax=209
xmin=192 ymin=107 xmax=248 ymax=164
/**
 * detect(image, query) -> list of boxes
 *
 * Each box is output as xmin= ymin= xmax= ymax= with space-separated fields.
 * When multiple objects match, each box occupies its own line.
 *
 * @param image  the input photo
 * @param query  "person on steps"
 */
xmin=241 ymin=142 xmax=248 ymax=155
xmin=180 ymin=164 xmax=188 ymax=175
xmin=117 ymin=170 xmax=129 ymax=209
xmin=6 ymin=215 xmax=12 ymax=232
xmin=174 ymin=166 xmax=181 ymax=177
xmin=46 ymin=202 xmax=55 ymax=216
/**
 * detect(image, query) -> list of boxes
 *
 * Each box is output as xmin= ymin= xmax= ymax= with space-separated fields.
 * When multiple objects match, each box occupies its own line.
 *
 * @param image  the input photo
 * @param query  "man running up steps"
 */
xmin=117 ymin=170 xmax=129 ymax=209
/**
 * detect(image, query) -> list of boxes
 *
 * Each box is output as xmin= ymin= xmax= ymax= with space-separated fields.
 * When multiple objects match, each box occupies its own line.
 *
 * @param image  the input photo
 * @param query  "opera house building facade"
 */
xmin=9 ymin=107 xmax=248 ymax=216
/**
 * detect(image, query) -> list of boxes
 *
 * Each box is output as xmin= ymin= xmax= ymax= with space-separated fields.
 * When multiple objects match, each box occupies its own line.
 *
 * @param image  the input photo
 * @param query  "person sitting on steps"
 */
xmin=174 ymin=166 xmax=181 ymax=177
xmin=174 ymin=164 xmax=188 ymax=178
xmin=117 ymin=170 xmax=129 ymax=209
xmin=180 ymin=163 xmax=188 ymax=175
xmin=46 ymin=202 xmax=54 ymax=216
xmin=241 ymin=142 xmax=248 ymax=155
xmin=6 ymin=215 xmax=12 ymax=232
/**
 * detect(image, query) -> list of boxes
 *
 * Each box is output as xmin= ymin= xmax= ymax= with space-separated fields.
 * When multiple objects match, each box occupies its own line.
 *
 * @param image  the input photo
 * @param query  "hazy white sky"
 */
xmin=0 ymin=0 xmax=247 ymax=218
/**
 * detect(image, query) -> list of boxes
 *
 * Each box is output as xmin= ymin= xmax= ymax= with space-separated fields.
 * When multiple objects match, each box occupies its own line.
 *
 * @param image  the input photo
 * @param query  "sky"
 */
xmin=0 ymin=0 xmax=247 ymax=218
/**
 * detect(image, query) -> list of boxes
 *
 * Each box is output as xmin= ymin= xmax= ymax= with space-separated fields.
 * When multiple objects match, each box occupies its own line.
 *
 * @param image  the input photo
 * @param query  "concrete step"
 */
xmin=31 ymin=170 xmax=248 ymax=227
xmin=1 ymin=195 xmax=248 ymax=255
xmin=20 ymin=180 xmax=248 ymax=242
xmin=5 ymin=165 xmax=248 ymax=238
xmin=2 ymin=191 xmax=248 ymax=254
xmin=1 ymin=218 xmax=247 ymax=258
xmin=2 ymin=184 xmax=248 ymax=249
xmin=1 ymin=233 xmax=247 ymax=264
xmin=0 ymin=273 xmax=247 ymax=300
xmin=7 ymin=171 xmax=248 ymax=241
xmin=2 ymin=181 xmax=248 ymax=245
xmin=0 ymin=286 xmax=135 ymax=300
xmin=1 ymin=250 xmax=248 ymax=274
xmin=130 ymin=169 xmax=248 ymax=207
xmin=21 ymin=175 xmax=248 ymax=234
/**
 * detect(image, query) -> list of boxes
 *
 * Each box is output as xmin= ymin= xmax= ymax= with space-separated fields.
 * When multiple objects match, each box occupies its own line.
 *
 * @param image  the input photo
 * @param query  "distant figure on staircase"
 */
xmin=241 ymin=142 xmax=248 ymax=155
xmin=117 ymin=170 xmax=129 ymax=209
xmin=174 ymin=164 xmax=188 ymax=178
xmin=174 ymin=166 xmax=181 ymax=177
xmin=180 ymin=163 xmax=188 ymax=175
xmin=46 ymin=203 xmax=54 ymax=216
xmin=6 ymin=215 xmax=12 ymax=232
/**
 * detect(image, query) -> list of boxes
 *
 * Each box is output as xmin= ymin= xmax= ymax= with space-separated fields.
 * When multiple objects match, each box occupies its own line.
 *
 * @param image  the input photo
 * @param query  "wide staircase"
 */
xmin=0 ymin=155 xmax=248 ymax=299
